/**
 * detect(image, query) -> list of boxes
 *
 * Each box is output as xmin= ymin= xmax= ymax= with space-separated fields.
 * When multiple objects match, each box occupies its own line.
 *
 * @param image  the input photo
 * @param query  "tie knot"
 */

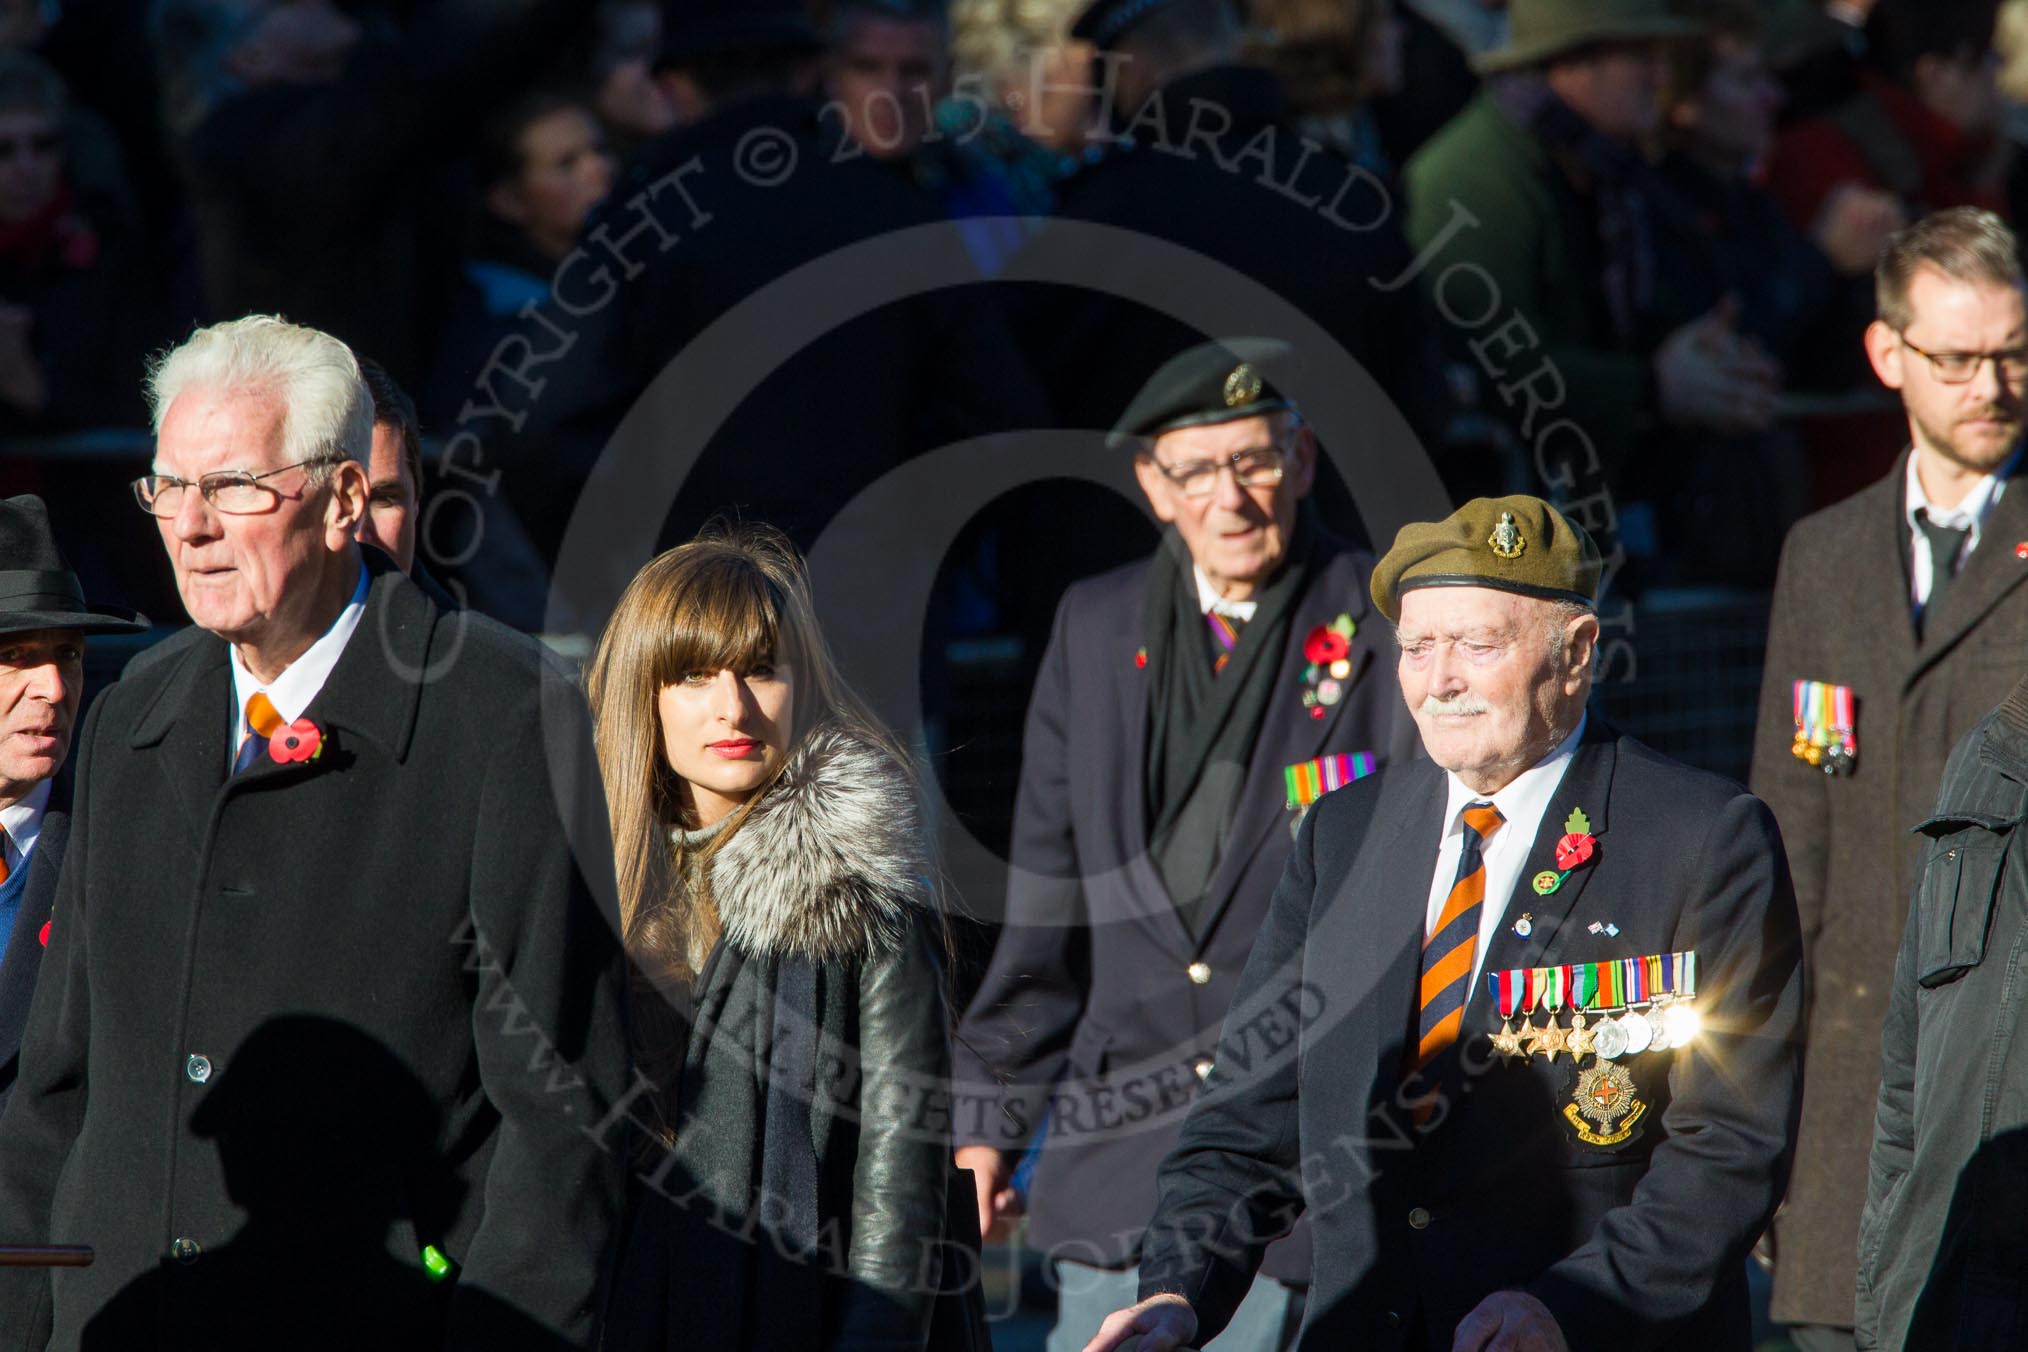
xmin=1916 ymin=510 xmax=1971 ymax=563
xmin=244 ymin=691 xmax=282 ymax=739
xmin=1461 ymin=801 xmax=1504 ymax=841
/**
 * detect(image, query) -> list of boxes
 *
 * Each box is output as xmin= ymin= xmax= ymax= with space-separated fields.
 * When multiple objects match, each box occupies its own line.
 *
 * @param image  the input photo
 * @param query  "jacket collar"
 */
xmin=1912 ymin=448 xmax=2028 ymax=672
xmin=128 ymin=552 xmax=438 ymax=765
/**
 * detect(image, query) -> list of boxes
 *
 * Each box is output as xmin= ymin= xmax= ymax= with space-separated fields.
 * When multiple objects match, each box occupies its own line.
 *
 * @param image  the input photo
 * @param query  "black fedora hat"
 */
xmin=0 ymin=495 xmax=146 ymax=638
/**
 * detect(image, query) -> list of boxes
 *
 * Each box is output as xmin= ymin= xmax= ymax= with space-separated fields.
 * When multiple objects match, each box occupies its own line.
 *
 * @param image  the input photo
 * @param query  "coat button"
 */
xmin=1384 ymin=1310 xmax=1402 ymax=1329
xmin=170 ymin=1237 xmax=201 ymax=1264
xmin=185 ymin=1054 xmax=212 ymax=1084
xmin=1187 ymin=961 xmax=1212 ymax=985
xmin=1407 ymin=1207 xmax=1432 ymax=1230
xmin=1194 ymin=1058 xmax=1214 ymax=1081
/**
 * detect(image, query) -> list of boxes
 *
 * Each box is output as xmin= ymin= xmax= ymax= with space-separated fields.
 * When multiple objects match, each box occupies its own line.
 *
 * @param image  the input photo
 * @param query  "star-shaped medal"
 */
xmin=1491 ymin=1018 xmax=1527 ymax=1062
xmin=1565 ymin=1013 xmax=1594 ymax=1061
xmin=1527 ymin=1016 xmax=1570 ymax=1062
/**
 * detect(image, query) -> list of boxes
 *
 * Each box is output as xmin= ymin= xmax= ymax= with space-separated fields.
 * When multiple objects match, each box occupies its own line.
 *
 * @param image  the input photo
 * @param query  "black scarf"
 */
xmin=1142 ymin=515 xmax=1319 ymax=931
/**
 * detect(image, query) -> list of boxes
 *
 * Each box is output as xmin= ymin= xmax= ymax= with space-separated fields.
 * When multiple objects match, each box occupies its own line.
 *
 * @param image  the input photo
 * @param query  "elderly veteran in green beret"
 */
xmin=1085 ymin=495 xmax=1805 ymax=1352
xmin=955 ymin=338 xmax=1416 ymax=1352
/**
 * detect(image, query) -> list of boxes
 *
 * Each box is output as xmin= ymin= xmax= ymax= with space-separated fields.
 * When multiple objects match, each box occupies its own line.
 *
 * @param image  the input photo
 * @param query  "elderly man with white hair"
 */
xmin=1085 ymin=496 xmax=1805 ymax=1352
xmin=0 ymin=316 xmax=631 ymax=1350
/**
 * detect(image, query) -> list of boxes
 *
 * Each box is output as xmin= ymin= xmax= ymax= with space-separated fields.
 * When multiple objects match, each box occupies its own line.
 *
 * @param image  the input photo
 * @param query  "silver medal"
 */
xmin=1591 ymin=1019 xmax=1629 ymax=1060
xmin=1619 ymin=1010 xmax=1654 ymax=1056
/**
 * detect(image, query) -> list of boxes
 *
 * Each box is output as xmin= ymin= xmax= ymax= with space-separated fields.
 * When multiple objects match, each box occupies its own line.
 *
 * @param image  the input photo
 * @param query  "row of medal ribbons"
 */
xmin=1486 ymin=952 xmax=1699 ymax=1063
xmin=1791 ymin=678 xmax=1856 ymax=775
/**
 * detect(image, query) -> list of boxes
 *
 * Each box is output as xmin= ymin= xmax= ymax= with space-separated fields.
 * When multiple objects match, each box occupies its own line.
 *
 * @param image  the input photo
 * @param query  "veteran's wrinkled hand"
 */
xmin=1452 ymin=1289 xmax=1571 ymax=1352
xmin=1082 ymin=1294 xmax=1198 ymax=1352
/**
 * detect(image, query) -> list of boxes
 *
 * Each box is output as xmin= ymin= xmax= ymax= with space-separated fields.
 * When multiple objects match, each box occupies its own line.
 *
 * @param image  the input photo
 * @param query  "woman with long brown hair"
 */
xmin=587 ymin=524 xmax=957 ymax=1349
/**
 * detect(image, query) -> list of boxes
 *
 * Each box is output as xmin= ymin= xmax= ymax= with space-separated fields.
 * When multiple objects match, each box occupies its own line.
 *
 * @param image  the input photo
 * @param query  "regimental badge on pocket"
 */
xmin=1564 ymin=1062 xmax=1648 ymax=1147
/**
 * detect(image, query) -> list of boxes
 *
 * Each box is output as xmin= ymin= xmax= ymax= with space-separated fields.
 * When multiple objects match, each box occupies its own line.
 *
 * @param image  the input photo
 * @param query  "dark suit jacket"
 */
xmin=954 ymin=540 xmax=1419 ymax=1279
xmin=1139 ymin=720 xmax=1805 ymax=1350
xmin=1748 ymin=451 xmax=2028 ymax=1327
xmin=0 ymin=784 xmax=67 ymax=1120
xmin=0 ymin=559 xmax=633 ymax=1350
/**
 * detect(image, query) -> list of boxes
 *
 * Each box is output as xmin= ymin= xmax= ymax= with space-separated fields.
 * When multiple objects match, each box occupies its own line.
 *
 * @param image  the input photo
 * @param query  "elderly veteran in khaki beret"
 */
xmin=1086 ymin=495 xmax=1804 ymax=1352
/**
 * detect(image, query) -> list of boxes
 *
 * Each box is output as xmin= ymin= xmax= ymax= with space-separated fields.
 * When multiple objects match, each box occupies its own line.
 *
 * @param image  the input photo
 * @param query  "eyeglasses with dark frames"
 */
xmin=131 ymin=456 xmax=344 ymax=518
xmin=1897 ymin=332 xmax=2028 ymax=385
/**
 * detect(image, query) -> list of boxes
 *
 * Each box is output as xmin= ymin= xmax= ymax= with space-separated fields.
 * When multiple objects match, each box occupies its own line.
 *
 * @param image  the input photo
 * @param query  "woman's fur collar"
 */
xmin=708 ymin=725 xmax=930 ymax=961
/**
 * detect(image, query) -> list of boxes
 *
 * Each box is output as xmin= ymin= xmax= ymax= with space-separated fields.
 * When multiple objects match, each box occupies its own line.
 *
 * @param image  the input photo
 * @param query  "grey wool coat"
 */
xmin=601 ymin=726 xmax=956 ymax=1351
xmin=0 ymin=559 xmax=635 ymax=1351
xmin=1749 ymin=452 xmax=2028 ymax=1328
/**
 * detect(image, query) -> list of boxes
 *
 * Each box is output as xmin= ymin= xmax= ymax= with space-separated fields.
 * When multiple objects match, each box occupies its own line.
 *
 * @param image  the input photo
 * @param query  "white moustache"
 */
xmin=1420 ymin=693 xmax=1490 ymax=718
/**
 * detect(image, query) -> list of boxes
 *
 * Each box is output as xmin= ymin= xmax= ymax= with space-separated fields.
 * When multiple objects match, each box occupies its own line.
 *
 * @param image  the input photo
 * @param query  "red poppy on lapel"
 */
xmin=1303 ymin=626 xmax=1349 ymax=664
xmin=1554 ymin=806 xmax=1597 ymax=870
xmin=270 ymin=718 xmax=325 ymax=764
xmin=38 ymin=918 xmax=49 ymax=947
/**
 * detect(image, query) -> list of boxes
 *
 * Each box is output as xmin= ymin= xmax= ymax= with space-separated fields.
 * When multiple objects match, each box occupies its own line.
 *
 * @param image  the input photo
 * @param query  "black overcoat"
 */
xmin=954 ymin=540 xmax=1417 ymax=1280
xmin=1138 ymin=721 xmax=1806 ymax=1351
xmin=0 ymin=562 xmax=633 ymax=1350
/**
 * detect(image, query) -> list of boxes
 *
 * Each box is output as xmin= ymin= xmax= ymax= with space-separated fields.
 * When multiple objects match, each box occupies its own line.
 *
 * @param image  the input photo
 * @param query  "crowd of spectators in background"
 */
xmin=0 ymin=0 xmax=2018 ymax=623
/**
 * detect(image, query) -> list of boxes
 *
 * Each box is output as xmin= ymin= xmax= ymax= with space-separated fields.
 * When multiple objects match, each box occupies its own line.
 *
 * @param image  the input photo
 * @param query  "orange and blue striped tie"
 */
xmin=1415 ymin=801 xmax=1504 ymax=1076
xmin=234 ymin=693 xmax=282 ymax=774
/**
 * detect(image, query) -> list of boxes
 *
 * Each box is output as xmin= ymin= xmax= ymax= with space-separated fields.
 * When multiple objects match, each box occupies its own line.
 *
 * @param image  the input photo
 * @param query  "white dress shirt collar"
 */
xmin=229 ymin=563 xmax=370 ymax=750
xmin=1425 ymin=715 xmax=1588 ymax=990
xmin=1437 ymin=715 xmax=1587 ymax=852
xmin=0 ymin=776 xmax=51 ymax=870
xmin=1905 ymin=445 xmax=2019 ymax=610
xmin=1193 ymin=565 xmax=1257 ymax=622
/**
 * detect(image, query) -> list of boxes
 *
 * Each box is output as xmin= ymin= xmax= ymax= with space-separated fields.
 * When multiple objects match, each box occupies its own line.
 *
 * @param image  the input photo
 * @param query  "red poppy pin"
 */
xmin=1532 ymin=807 xmax=1598 ymax=896
xmin=1298 ymin=613 xmax=1358 ymax=720
xmin=1303 ymin=625 xmax=1350 ymax=665
xmin=38 ymin=917 xmax=49 ymax=947
xmin=269 ymin=717 xmax=325 ymax=765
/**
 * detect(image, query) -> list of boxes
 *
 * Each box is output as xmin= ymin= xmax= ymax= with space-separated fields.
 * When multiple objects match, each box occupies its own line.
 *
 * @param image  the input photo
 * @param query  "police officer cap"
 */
xmin=1370 ymin=495 xmax=1602 ymax=622
xmin=1109 ymin=337 xmax=1296 ymax=450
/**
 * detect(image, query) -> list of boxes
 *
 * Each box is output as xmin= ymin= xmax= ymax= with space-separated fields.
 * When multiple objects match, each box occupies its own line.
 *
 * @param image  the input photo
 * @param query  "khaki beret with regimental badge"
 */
xmin=1370 ymin=495 xmax=1602 ymax=622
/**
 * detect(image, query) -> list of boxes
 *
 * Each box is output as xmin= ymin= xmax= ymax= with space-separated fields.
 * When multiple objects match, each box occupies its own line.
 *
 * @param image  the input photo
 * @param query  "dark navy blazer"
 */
xmin=0 ymin=789 xmax=67 ymax=1119
xmin=1138 ymin=720 xmax=1806 ymax=1349
xmin=954 ymin=539 xmax=1419 ymax=1279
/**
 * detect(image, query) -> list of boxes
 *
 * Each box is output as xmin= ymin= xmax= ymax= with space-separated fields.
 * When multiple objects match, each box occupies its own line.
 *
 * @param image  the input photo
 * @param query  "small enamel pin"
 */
xmin=1512 ymin=912 xmax=1534 ymax=938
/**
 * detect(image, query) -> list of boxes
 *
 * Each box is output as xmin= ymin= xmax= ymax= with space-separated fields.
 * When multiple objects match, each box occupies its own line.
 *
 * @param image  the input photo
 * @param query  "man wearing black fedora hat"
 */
xmin=0 ymin=494 xmax=144 ymax=1121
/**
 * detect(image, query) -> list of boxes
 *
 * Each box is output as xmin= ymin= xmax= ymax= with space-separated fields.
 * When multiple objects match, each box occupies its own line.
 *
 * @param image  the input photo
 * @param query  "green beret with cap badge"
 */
xmin=1108 ymin=337 xmax=1296 ymax=450
xmin=1370 ymin=495 xmax=1603 ymax=621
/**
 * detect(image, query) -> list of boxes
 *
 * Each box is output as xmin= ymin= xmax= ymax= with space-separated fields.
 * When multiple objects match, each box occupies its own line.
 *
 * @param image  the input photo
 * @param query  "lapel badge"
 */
xmin=1299 ymin=613 xmax=1358 ymax=718
xmin=1512 ymin=912 xmax=1534 ymax=938
xmin=1223 ymin=363 xmax=1263 ymax=407
xmin=2016 ymin=542 xmax=2028 ymax=559
xmin=1488 ymin=511 xmax=1526 ymax=560
xmin=1586 ymin=921 xmax=1621 ymax=937
xmin=1534 ymin=808 xmax=1597 ymax=897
